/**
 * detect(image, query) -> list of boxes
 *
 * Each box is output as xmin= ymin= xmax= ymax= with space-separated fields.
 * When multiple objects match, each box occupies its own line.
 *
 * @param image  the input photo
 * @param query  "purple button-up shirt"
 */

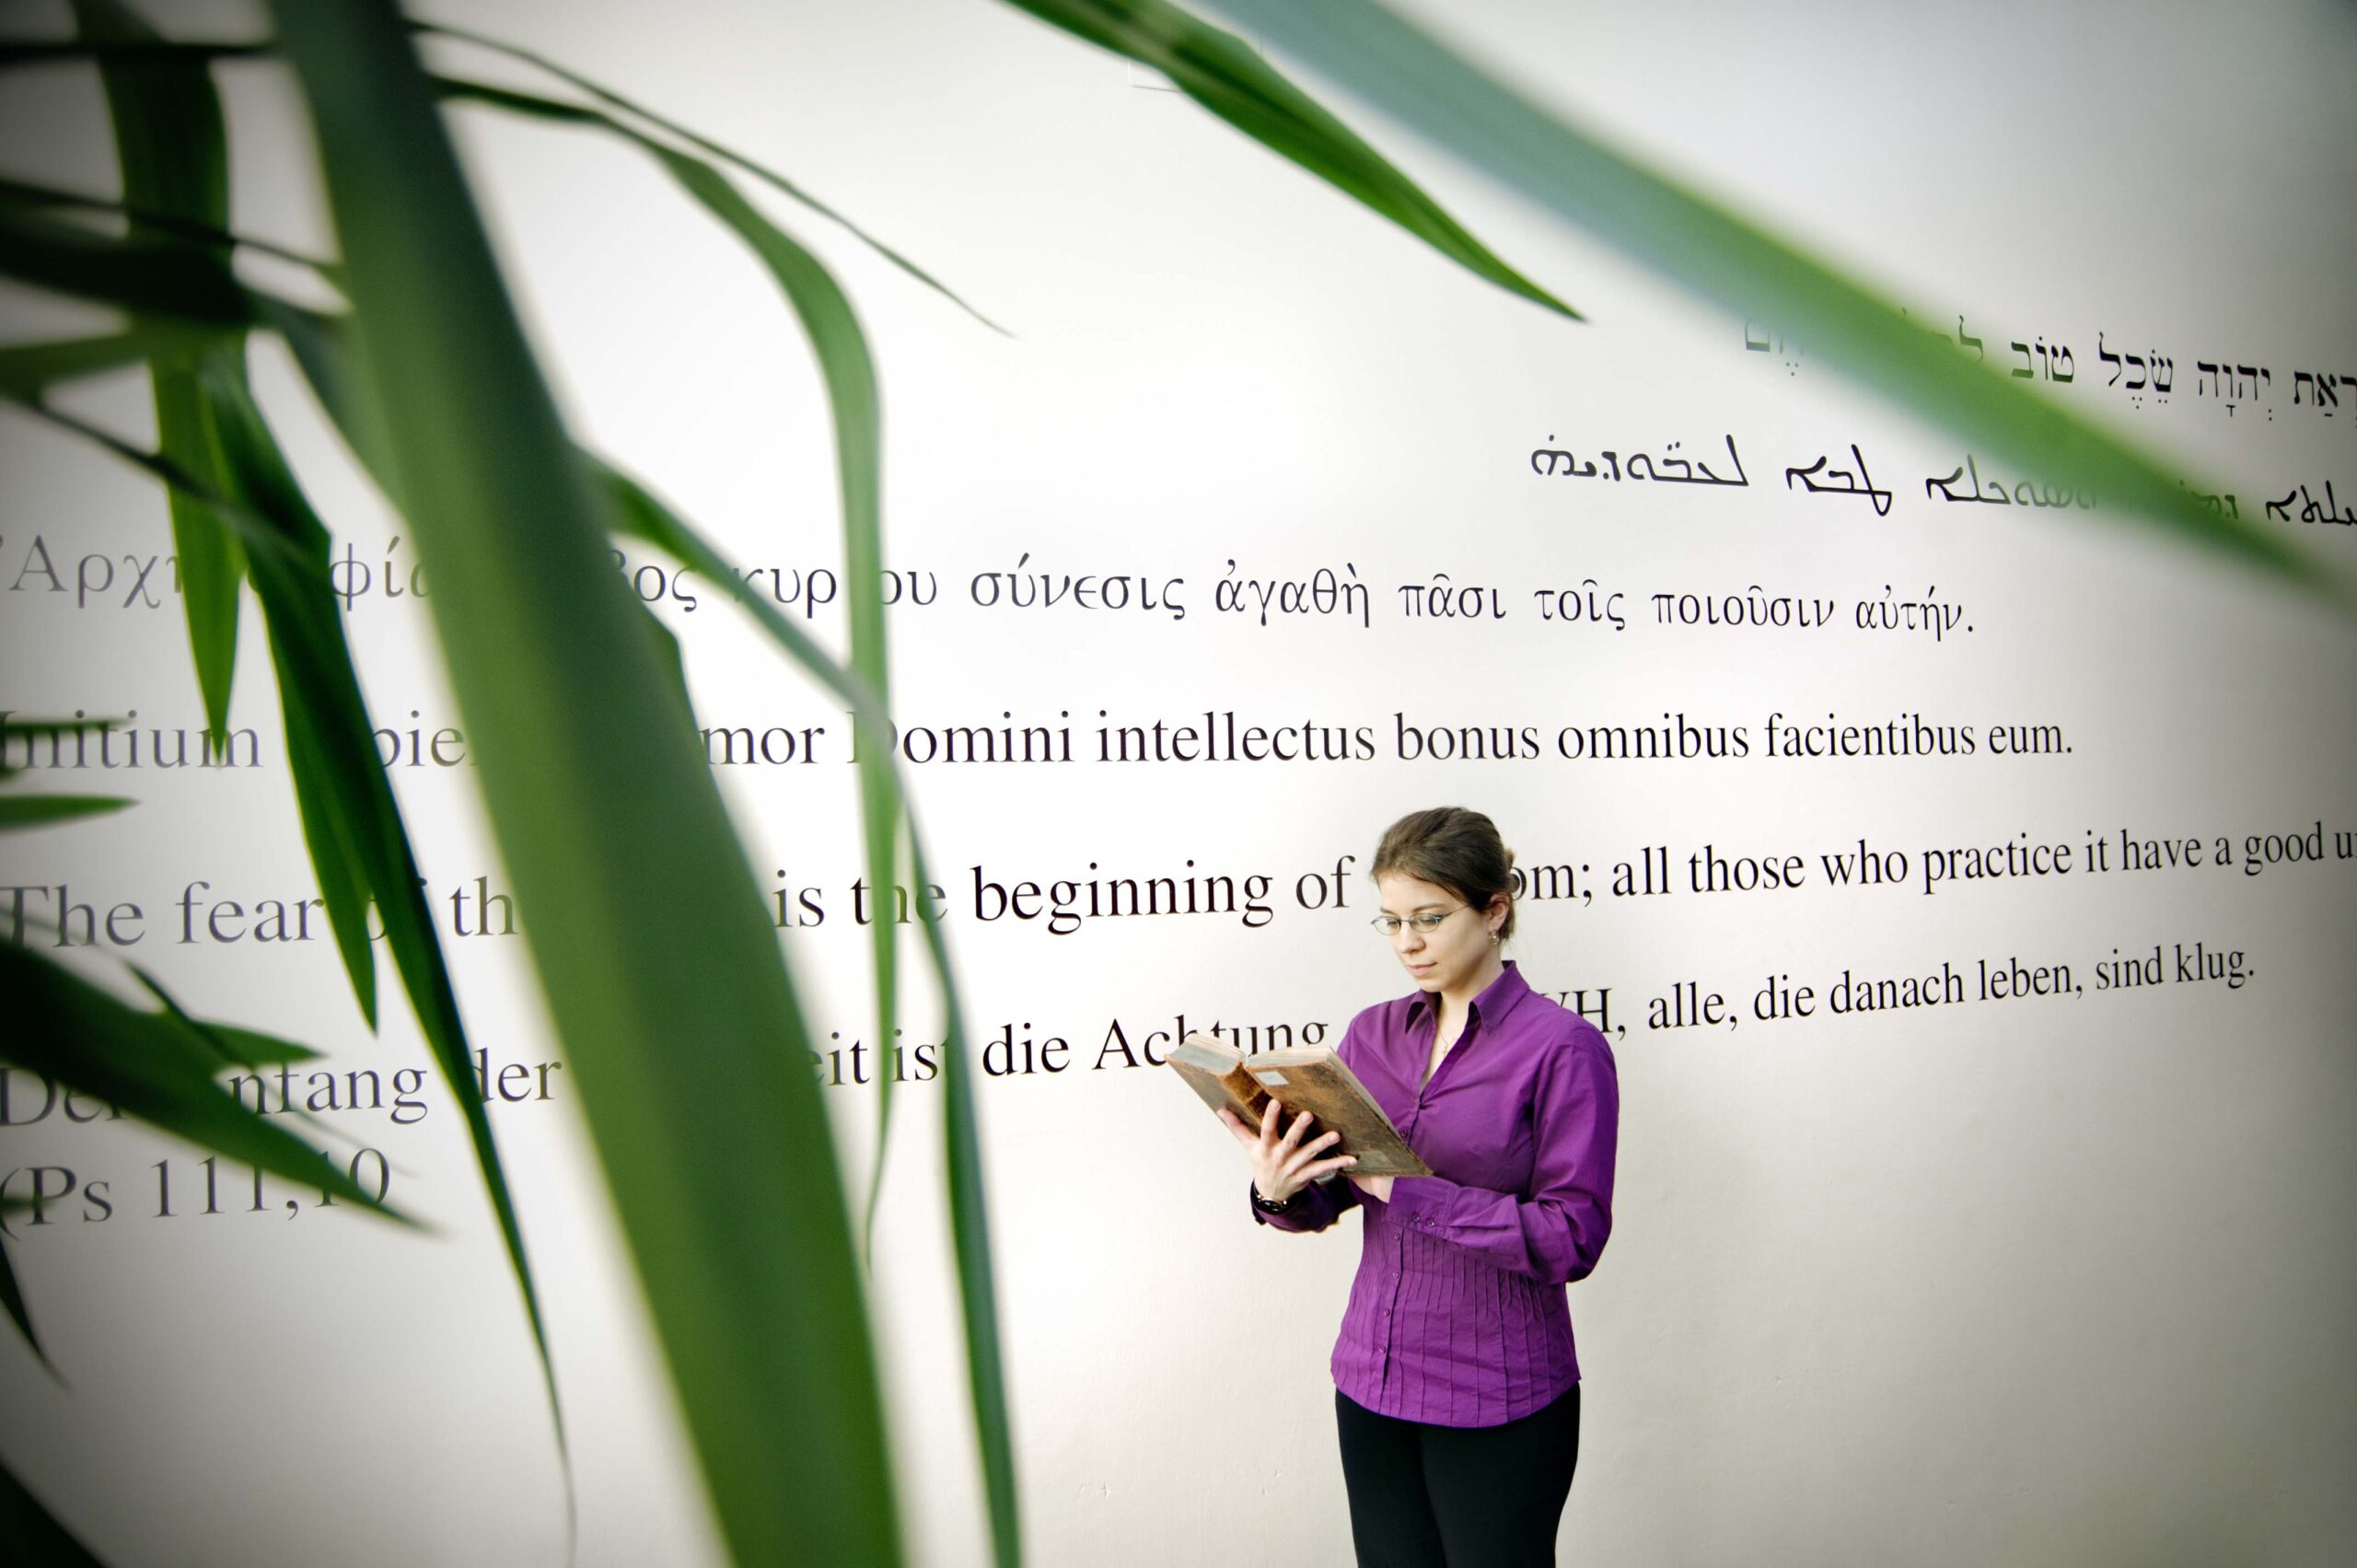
xmin=1255 ymin=961 xmax=1618 ymax=1426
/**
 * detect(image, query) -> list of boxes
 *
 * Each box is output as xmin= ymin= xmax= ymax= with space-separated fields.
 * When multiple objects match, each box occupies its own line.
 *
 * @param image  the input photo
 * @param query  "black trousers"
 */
xmin=1335 ymin=1384 xmax=1581 ymax=1568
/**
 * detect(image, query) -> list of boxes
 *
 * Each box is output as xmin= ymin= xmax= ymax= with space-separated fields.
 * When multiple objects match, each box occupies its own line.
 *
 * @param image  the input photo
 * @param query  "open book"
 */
xmin=1169 ymin=1034 xmax=1431 ymax=1178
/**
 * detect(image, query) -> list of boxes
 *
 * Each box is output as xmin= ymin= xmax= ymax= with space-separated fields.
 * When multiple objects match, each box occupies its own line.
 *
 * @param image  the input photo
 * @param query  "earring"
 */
xmin=1489 ymin=931 xmax=1501 ymax=945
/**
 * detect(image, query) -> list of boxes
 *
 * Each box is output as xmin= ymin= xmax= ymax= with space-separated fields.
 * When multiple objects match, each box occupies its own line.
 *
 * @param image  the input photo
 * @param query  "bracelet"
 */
xmin=1252 ymin=1183 xmax=1298 ymax=1213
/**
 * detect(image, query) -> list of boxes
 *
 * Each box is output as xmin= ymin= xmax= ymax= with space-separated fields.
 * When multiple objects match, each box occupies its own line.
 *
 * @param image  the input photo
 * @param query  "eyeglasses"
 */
xmin=1370 ymin=905 xmax=1465 ymax=936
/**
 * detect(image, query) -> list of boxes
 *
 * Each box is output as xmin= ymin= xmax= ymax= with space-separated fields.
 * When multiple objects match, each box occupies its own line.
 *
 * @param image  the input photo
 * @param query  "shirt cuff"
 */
xmin=1249 ymin=1177 xmax=1338 ymax=1230
xmin=1387 ymin=1174 xmax=1471 ymax=1231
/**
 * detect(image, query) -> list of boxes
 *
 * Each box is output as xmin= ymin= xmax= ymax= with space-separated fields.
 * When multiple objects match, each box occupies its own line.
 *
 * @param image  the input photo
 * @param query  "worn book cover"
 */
xmin=1168 ymin=1034 xmax=1431 ymax=1178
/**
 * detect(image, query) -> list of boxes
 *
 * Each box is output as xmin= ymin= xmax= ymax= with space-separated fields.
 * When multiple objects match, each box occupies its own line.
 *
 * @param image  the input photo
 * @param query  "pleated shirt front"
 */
xmin=1256 ymin=962 xmax=1619 ymax=1426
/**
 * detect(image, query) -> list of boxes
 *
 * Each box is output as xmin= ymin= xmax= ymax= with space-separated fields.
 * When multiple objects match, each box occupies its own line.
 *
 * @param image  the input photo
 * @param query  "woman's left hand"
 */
xmin=1348 ymin=1173 xmax=1395 ymax=1202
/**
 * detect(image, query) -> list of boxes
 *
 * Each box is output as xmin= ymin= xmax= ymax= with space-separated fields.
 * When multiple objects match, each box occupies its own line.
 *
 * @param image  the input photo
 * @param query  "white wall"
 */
xmin=3 ymin=1 xmax=2353 ymax=1563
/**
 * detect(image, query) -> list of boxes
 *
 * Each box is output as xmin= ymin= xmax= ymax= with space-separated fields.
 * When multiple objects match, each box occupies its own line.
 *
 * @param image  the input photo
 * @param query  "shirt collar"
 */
xmin=1405 ymin=958 xmax=1533 ymax=1031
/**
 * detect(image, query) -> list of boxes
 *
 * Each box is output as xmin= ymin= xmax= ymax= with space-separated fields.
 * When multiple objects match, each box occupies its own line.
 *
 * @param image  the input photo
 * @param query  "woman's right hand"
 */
xmin=1219 ymin=1104 xmax=1356 ymax=1203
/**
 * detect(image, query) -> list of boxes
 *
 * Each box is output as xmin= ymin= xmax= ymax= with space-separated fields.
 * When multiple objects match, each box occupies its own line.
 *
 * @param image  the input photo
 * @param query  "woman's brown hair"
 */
xmin=1372 ymin=806 xmax=1517 ymax=942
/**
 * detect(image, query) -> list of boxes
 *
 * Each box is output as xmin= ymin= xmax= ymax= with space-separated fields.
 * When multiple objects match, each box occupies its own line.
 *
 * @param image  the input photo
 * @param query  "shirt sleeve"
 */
xmin=1380 ymin=1029 xmax=1618 ymax=1283
xmin=1248 ymin=1173 xmax=1361 ymax=1231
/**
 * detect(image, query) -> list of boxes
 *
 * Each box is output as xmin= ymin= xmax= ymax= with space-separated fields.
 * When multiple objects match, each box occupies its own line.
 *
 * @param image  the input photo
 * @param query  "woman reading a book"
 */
xmin=1218 ymin=805 xmax=1619 ymax=1568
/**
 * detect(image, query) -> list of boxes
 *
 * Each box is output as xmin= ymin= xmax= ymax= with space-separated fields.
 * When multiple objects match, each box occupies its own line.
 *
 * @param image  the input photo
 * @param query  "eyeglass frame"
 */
xmin=1369 ymin=904 xmax=1468 ymax=937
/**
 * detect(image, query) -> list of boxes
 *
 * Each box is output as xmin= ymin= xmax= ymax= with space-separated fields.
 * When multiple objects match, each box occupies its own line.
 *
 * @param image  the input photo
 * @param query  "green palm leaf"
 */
xmin=0 ymin=796 xmax=131 ymax=829
xmin=0 ymin=325 xmax=229 ymax=397
xmin=0 ymin=39 xmax=263 ymax=66
xmin=635 ymin=140 xmax=911 ymax=1256
xmin=0 ymin=203 xmax=250 ymax=324
xmin=998 ymin=0 xmax=1576 ymax=319
xmin=911 ymin=838 xmax=1020 ymax=1568
xmin=72 ymin=0 xmax=250 ymax=745
xmin=265 ymin=2 xmax=901 ymax=1560
xmin=0 ymin=944 xmax=399 ymax=1217
xmin=590 ymin=457 xmax=1020 ymax=1567
xmin=411 ymin=87 xmax=920 ymax=1272
xmin=0 ymin=174 xmax=343 ymax=286
xmin=417 ymin=23 xmax=1004 ymax=332
xmin=0 ymin=1457 xmax=107 ymax=1566
xmin=0 ymin=1247 xmax=43 ymax=1377
xmin=1194 ymin=0 xmax=2344 ymax=602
